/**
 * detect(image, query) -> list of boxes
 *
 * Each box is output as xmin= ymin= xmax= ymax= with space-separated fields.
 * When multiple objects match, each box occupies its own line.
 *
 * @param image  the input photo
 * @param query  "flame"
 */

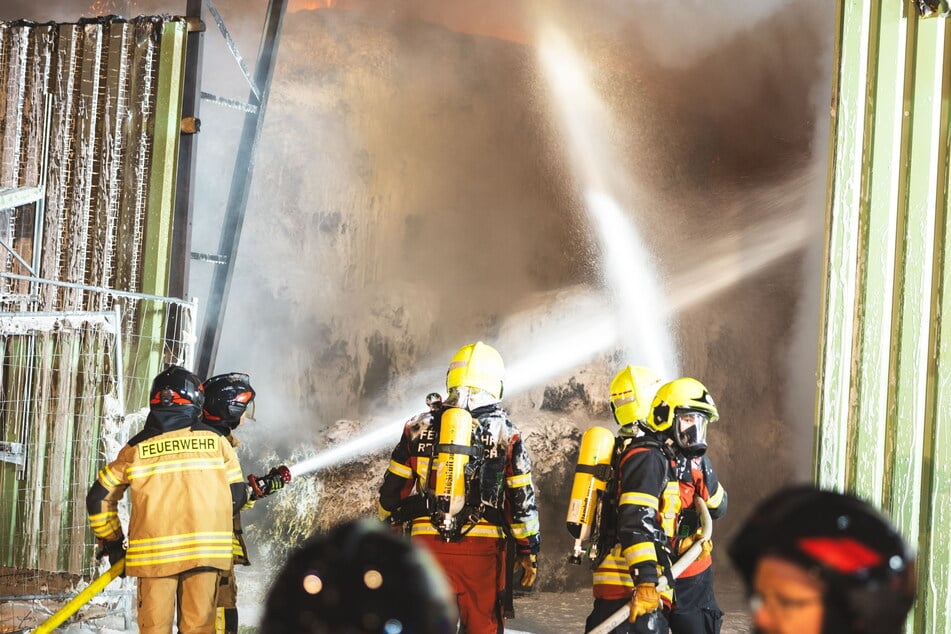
xmin=289 ymin=0 xmax=338 ymax=10
xmin=287 ymin=0 xmax=527 ymax=43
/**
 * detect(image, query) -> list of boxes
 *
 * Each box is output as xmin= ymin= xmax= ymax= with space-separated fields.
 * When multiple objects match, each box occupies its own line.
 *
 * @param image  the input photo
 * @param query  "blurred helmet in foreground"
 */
xmin=728 ymin=485 xmax=916 ymax=634
xmin=260 ymin=518 xmax=458 ymax=634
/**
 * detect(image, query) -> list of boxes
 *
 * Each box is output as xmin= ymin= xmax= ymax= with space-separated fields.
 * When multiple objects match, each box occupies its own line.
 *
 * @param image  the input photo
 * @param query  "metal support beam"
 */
xmin=169 ymin=1 xmax=204 ymax=301
xmin=195 ymin=0 xmax=287 ymax=378
xmin=166 ymin=0 xmax=205 ymax=362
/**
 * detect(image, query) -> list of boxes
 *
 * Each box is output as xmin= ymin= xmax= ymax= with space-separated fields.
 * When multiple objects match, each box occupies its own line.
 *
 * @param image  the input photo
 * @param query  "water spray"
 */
xmin=283 ymin=309 xmax=620 ymax=480
xmin=537 ymin=24 xmax=679 ymax=379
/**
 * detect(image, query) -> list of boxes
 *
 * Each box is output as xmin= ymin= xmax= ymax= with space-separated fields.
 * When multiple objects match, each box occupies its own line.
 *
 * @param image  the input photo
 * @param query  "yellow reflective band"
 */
xmin=129 ymin=531 xmax=233 ymax=547
xmin=137 ymin=435 xmax=219 ymax=459
xmin=622 ymin=541 xmax=656 ymax=566
xmin=387 ymin=460 xmax=413 ymax=479
xmin=506 ymin=473 xmax=532 ymax=488
xmin=416 ymin=457 xmax=431 ymax=481
xmin=127 ymin=458 xmax=225 ymax=480
xmin=409 ymin=519 xmax=506 ymax=539
xmin=89 ymin=513 xmax=122 ymax=540
xmin=619 ymin=491 xmax=659 ymax=509
xmin=509 ymin=517 xmax=540 ymax=538
xmin=98 ymin=467 xmax=121 ymax=488
xmin=88 ymin=511 xmax=117 ymax=526
xmin=225 ymin=465 xmax=243 ymax=483
xmin=593 ymin=570 xmax=636 ymax=587
xmin=707 ymin=484 xmax=725 ymax=509
xmin=125 ymin=548 xmax=234 ymax=567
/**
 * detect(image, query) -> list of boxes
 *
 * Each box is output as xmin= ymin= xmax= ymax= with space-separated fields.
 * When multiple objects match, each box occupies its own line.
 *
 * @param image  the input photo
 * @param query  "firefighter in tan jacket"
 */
xmin=86 ymin=366 xmax=247 ymax=634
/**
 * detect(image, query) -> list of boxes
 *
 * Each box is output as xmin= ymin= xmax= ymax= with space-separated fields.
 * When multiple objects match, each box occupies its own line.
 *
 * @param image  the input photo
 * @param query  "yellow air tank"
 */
xmin=432 ymin=407 xmax=474 ymax=539
xmin=566 ymin=426 xmax=616 ymax=564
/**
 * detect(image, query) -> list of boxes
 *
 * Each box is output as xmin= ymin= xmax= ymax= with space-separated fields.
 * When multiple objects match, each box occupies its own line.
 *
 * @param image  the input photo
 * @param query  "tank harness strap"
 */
xmin=434 ymin=443 xmax=481 ymax=457
xmin=574 ymin=463 xmax=614 ymax=481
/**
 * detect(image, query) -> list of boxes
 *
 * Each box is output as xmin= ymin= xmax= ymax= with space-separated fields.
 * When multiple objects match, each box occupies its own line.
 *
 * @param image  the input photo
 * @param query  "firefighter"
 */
xmin=585 ymin=371 xmax=722 ymax=634
xmin=378 ymin=341 xmax=540 ymax=634
xmin=86 ymin=365 xmax=247 ymax=634
xmin=728 ymin=485 xmax=916 ymax=634
xmin=659 ymin=378 xmax=728 ymax=634
xmin=201 ymin=372 xmax=286 ymax=634
xmin=260 ymin=518 xmax=458 ymax=634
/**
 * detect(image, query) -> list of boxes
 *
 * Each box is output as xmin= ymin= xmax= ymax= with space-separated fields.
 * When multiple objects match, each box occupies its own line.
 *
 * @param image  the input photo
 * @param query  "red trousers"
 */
xmin=413 ymin=535 xmax=506 ymax=634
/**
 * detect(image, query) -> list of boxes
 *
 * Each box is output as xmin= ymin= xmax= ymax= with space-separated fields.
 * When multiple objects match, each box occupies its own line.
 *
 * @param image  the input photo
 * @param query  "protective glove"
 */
xmin=677 ymin=530 xmax=713 ymax=560
xmin=513 ymin=553 xmax=537 ymax=589
xmin=96 ymin=538 xmax=126 ymax=576
xmin=628 ymin=582 xmax=660 ymax=621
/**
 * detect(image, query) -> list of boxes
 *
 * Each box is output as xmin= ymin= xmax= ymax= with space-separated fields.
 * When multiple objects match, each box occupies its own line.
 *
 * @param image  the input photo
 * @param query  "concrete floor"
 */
xmin=507 ymin=568 xmax=752 ymax=634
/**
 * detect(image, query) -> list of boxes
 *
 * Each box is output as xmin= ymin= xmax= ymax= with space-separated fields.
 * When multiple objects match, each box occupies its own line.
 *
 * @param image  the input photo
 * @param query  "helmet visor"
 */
xmin=674 ymin=410 xmax=709 ymax=455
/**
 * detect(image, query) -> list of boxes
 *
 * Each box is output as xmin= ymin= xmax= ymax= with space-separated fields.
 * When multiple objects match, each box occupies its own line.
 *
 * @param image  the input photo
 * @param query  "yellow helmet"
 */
xmin=649 ymin=377 xmax=718 ymax=456
xmin=609 ymin=366 xmax=662 ymax=426
xmin=445 ymin=342 xmax=505 ymax=400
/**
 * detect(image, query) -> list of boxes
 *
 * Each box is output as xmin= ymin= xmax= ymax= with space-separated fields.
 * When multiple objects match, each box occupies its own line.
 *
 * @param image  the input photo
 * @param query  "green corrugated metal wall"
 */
xmin=818 ymin=2 xmax=951 ymax=631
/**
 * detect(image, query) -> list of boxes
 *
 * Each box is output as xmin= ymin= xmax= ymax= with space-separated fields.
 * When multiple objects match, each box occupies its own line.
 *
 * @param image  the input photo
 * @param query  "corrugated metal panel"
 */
xmin=819 ymin=2 xmax=951 ymax=631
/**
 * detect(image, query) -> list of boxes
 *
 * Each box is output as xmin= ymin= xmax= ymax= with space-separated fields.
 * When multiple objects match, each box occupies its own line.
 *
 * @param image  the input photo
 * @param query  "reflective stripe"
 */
xmin=661 ymin=481 xmax=682 ymax=536
xmin=409 ymin=519 xmax=506 ymax=539
xmin=593 ymin=569 xmax=636 ymax=587
xmin=594 ymin=548 xmax=634 ymax=587
xmin=89 ymin=511 xmax=122 ymax=538
xmin=129 ymin=531 xmax=234 ymax=547
xmin=619 ymin=491 xmax=659 ymax=509
xmin=225 ymin=465 xmax=243 ymax=483
xmin=126 ymin=547 xmax=234 ymax=567
xmin=387 ymin=460 xmax=413 ymax=479
xmin=127 ymin=532 xmax=234 ymax=566
xmin=416 ymin=457 xmax=431 ymax=482
xmin=506 ymin=473 xmax=532 ymax=488
xmin=127 ymin=458 xmax=225 ymax=480
xmin=707 ymin=483 xmax=725 ymax=509
xmin=509 ymin=516 xmax=540 ymax=538
xmin=622 ymin=541 xmax=656 ymax=567
xmin=98 ymin=467 xmax=121 ymax=488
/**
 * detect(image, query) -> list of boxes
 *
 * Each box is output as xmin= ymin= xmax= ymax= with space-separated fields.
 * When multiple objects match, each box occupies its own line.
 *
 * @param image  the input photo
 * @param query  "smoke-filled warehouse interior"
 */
xmin=3 ymin=1 xmax=951 ymax=633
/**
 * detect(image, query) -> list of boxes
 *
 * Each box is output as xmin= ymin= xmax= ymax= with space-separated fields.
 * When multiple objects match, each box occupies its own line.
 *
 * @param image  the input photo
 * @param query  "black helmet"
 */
xmin=149 ymin=365 xmax=204 ymax=410
xmin=260 ymin=518 xmax=458 ymax=634
xmin=202 ymin=372 xmax=255 ymax=429
xmin=728 ymin=485 xmax=916 ymax=634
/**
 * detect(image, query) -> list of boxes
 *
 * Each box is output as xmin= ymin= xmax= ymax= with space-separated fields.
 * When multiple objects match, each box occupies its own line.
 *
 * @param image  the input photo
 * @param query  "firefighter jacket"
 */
xmin=674 ymin=454 xmax=727 ymax=578
xmin=86 ymin=408 xmax=246 ymax=578
xmin=221 ymin=432 xmax=252 ymax=565
xmin=378 ymin=403 xmax=540 ymax=554
xmin=592 ymin=433 xmax=679 ymax=601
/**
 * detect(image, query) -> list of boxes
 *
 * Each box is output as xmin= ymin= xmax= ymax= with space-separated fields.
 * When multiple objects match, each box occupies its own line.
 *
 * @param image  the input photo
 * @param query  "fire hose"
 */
xmin=585 ymin=497 xmax=713 ymax=634
xmin=32 ymin=559 xmax=125 ymax=634
xmin=33 ymin=465 xmax=290 ymax=631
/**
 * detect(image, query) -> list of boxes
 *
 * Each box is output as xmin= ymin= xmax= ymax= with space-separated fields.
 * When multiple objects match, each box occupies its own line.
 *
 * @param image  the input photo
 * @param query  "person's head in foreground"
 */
xmin=728 ymin=485 xmax=916 ymax=634
xmin=260 ymin=518 xmax=458 ymax=634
